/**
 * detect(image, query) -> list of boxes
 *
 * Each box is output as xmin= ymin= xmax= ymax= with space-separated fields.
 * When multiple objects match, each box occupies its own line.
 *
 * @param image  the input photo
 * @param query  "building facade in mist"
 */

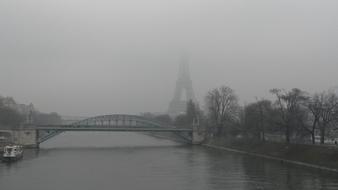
xmin=168 ymin=56 xmax=197 ymax=117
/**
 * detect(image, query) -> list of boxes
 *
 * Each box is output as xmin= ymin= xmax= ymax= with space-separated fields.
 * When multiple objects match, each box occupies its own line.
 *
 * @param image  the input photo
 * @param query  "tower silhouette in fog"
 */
xmin=168 ymin=55 xmax=197 ymax=117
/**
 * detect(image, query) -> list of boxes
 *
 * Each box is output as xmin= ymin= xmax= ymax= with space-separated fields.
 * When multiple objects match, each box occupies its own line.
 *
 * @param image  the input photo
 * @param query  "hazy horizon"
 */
xmin=1 ymin=0 xmax=338 ymax=116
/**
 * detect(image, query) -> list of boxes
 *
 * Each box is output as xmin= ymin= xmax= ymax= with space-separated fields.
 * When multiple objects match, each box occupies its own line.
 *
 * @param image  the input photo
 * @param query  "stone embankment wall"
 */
xmin=0 ymin=129 xmax=38 ymax=148
xmin=206 ymin=138 xmax=338 ymax=173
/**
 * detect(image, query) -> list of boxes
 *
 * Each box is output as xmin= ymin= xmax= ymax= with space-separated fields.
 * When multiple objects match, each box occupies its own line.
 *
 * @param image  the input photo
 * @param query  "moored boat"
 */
xmin=2 ymin=145 xmax=24 ymax=162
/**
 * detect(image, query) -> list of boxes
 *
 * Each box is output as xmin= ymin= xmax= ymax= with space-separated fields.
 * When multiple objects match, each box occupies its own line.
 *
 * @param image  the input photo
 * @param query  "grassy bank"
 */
xmin=207 ymin=138 xmax=338 ymax=171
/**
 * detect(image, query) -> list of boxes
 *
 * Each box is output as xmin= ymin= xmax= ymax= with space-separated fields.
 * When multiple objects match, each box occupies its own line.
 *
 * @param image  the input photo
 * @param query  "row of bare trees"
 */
xmin=0 ymin=97 xmax=24 ymax=127
xmin=0 ymin=96 xmax=63 ymax=128
xmin=204 ymin=85 xmax=338 ymax=144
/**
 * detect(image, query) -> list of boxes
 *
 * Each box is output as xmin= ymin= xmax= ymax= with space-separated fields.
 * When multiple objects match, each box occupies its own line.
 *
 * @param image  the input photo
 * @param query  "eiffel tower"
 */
xmin=168 ymin=56 xmax=197 ymax=117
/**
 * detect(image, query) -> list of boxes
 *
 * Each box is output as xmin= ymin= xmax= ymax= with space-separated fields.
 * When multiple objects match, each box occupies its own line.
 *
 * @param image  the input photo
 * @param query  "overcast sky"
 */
xmin=1 ymin=0 xmax=338 ymax=116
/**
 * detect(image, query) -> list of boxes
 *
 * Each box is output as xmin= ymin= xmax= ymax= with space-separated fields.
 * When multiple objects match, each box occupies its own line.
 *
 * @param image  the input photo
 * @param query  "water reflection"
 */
xmin=0 ymin=132 xmax=338 ymax=190
xmin=202 ymin=147 xmax=338 ymax=190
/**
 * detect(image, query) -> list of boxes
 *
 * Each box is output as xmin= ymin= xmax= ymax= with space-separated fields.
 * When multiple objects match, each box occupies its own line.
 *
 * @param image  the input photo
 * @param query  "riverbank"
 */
xmin=205 ymin=138 xmax=338 ymax=173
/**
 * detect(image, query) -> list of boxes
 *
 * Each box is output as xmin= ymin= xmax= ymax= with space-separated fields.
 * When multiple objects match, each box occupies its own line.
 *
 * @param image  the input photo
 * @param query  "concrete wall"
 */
xmin=0 ymin=130 xmax=13 ymax=148
xmin=0 ymin=129 xmax=38 ymax=148
xmin=192 ymin=125 xmax=206 ymax=145
xmin=13 ymin=129 xmax=38 ymax=147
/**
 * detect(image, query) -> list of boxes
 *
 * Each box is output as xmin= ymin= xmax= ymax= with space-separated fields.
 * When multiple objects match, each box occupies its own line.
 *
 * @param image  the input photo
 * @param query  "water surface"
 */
xmin=1 ymin=132 xmax=338 ymax=190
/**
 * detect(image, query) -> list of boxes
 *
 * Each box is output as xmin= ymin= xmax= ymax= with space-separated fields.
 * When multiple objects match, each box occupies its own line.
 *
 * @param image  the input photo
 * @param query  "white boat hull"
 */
xmin=2 ymin=145 xmax=24 ymax=162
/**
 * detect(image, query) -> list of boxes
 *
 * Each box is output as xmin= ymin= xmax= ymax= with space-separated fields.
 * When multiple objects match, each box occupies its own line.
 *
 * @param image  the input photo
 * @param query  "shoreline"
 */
xmin=203 ymin=142 xmax=338 ymax=173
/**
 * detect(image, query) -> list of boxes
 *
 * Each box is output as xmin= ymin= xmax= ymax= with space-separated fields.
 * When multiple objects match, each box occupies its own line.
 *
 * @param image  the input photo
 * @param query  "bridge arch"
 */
xmin=37 ymin=114 xmax=197 ymax=144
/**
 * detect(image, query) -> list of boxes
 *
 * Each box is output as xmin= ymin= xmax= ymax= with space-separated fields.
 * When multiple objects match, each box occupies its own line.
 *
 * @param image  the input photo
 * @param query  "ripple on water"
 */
xmin=1 ymin=133 xmax=338 ymax=190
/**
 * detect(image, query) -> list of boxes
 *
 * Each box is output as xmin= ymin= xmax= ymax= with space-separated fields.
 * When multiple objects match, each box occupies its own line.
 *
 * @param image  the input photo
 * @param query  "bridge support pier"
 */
xmin=0 ymin=128 xmax=39 ymax=148
xmin=191 ymin=121 xmax=205 ymax=145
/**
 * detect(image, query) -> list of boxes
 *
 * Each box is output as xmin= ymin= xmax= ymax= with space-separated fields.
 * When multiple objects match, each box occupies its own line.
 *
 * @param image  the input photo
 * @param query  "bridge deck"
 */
xmin=32 ymin=126 xmax=192 ymax=132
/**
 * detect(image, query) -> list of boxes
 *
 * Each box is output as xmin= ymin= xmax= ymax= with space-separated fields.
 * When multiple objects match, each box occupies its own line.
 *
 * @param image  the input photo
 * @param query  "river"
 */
xmin=1 ymin=132 xmax=338 ymax=190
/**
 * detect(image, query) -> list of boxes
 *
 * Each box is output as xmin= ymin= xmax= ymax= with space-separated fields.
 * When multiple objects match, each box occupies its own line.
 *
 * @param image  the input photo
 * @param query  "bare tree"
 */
xmin=270 ymin=88 xmax=309 ymax=143
xmin=0 ymin=96 xmax=24 ymax=127
xmin=173 ymin=100 xmax=201 ymax=127
xmin=306 ymin=94 xmax=322 ymax=144
xmin=205 ymin=86 xmax=239 ymax=136
xmin=186 ymin=100 xmax=200 ymax=124
xmin=244 ymin=99 xmax=272 ymax=142
xmin=317 ymin=91 xmax=338 ymax=144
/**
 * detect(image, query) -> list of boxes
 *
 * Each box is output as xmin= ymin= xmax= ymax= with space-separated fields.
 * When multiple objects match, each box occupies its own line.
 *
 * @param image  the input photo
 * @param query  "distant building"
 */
xmin=168 ymin=55 xmax=197 ymax=117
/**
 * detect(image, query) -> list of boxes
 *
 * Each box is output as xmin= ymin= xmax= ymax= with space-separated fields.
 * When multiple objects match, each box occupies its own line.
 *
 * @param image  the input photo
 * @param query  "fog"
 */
xmin=0 ymin=0 xmax=338 ymax=116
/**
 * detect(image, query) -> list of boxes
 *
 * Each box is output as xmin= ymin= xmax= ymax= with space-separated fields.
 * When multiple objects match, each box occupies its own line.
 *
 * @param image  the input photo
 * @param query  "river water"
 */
xmin=1 ymin=132 xmax=338 ymax=190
